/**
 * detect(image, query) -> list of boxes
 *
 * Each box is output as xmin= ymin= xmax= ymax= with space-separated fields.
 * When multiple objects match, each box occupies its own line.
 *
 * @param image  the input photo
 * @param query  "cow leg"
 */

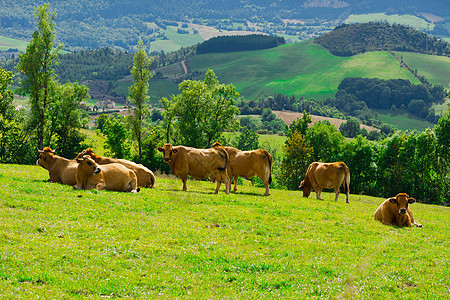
xmin=181 ymin=178 xmax=188 ymax=191
xmin=345 ymin=190 xmax=349 ymax=203
xmin=409 ymin=211 xmax=423 ymax=227
xmin=334 ymin=189 xmax=340 ymax=202
xmin=261 ymin=177 xmax=270 ymax=196
xmin=316 ymin=188 xmax=323 ymax=200
xmin=214 ymin=180 xmax=221 ymax=194
xmin=233 ymin=176 xmax=238 ymax=192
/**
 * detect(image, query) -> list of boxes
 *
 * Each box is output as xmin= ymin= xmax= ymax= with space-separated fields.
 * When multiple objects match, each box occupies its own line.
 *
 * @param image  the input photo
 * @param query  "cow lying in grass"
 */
xmin=299 ymin=161 xmax=351 ymax=203
xmin=37 ymin=147 xmax=77 ymax=186
xmin=374 ymin=193 xmax=423 ymax=227
xmin=157 ymin=143 xmax=230 ymax=194
xmin=75 ymin=148 xmax=155 ymax=188
xmin=212 ymin=142 xmax=272 ymax=195
xmin=74 ymin=155 xmax=140 ymax=193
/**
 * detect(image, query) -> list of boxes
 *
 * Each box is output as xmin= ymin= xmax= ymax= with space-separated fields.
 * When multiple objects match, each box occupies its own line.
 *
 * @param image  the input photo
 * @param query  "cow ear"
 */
xmin=157 ymin=147 xmax=163 ymax=152
xmin=388 ymin=197 xmax=398 ymax=204
xmin=76 ymin=158 xmax=83 ymax=163
xmin=172 ymin=148 xmax=179 ymax=153
xmin=408 ymin=197 xmax=416 ymax=204
xmin=299 ymin=181 xmax=304 ymax=189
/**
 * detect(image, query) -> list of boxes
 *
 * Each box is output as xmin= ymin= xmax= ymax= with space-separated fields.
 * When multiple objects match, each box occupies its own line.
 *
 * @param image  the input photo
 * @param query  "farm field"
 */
xmin=0 ymin=164 xmax=448 ymax=299
xmin=189 ymin=40 xmax=420 ymax=101
xmin=375 ymin=110 xmax=436 ymax=131
xmin=0 ymin=35 xmax=28 ymax=51
xmin=344 ymin=13 xmax=434 ymax=31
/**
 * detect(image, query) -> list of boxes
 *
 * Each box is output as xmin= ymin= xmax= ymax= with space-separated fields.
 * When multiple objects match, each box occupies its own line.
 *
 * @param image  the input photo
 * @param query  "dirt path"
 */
xmin=181 ymin=60 xmax=187 ymax=75
xmin=273 ymin=110 xmax=379 ymax=132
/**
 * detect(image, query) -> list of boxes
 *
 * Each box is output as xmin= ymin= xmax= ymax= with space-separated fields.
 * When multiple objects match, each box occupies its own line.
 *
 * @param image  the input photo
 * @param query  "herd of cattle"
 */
xmin=36 ymin=143 xmax=422 ymax=228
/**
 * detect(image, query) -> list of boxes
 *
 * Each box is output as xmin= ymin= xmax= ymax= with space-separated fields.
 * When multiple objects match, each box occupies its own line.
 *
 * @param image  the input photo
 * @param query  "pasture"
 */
xmin=0 ymin=164 xmax=448 ymax=299
xmin=0 ymin=35 xmax=28 ymax=51
xmin=344 ymin=13 xmax=434 ymax=32
xmin=189 ymin=40 xmax=420 ymax=101
xmin=375 ymin=110 xmax=436 ymax=131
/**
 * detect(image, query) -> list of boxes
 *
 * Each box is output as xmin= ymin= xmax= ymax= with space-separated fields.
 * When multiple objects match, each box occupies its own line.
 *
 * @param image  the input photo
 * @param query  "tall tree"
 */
xmin=128 ymin=40 xmax=154 ymax=161
xmin=17 ymin=4 xmax=63 ymax=149
xmin=164 ymin=69 xmax=239 ymax=148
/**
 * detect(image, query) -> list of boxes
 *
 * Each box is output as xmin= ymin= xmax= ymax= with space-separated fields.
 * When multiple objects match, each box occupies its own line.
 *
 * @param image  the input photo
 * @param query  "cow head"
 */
xmin=388 ymin=193 xmax=416 ymax=215
xmin=76 ymin=155 xmax=101 ymax=175
xmin=36 ymin=147 xmax=56 ymax=167
xmin=74 ymin=148 xmax=95 ymax=160
xmin=157 ymin=143 xmax=178 ymax=163
xmin=299 ymin=178 xmax=312 ymax=197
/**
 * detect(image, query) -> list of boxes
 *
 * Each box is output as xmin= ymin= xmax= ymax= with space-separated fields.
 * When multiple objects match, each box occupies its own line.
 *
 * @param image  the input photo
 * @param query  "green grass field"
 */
xmin=0 ymin=164 xmax=448 ymax=298
xmin=395 ymin=51 xmax=450 ymax=89
xmin=0 ymin=35 xmax=28 ymax=51
xmin=344 ymin=13 xmax=434 ymax=31
xmin=375 ymin=110 xmax=436 ymax=131
xmin=189 ymin=40 xmax=420 ymax=101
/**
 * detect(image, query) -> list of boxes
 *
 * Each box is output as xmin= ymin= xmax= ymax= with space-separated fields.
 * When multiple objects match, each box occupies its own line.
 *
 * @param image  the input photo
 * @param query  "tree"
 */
xmin=17 ymin=4 xmax=63 ymax=150
xmin=128 ymin=40 xmax=154 ymax=161
xmin=306 ymin=121 xmax=344 ymax=162
xmin=165 ymin=69 xmax=240 ymax=148
xmin=103 ymin=116 xmax=131 ymax=159
xmin=236 ymin=126 xmax=259 ymax=151
xmin=339 ymin=118 xmax=360 ymax=138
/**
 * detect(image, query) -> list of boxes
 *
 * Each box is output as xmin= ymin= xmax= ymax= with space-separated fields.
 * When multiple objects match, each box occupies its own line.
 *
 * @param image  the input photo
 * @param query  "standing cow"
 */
xmin=37 ymin=147 xmax=78 ymax=186
xmin=374 ymin=193 xmax=423 ymax=227
xmin=75 ymin=148 xmax=155 ymax=188
xmin=212 ymin=142 xmax=272 ymax=195
xmin=157 ymin=143 xmax=230 ymax=194
xmin=299 ymin=161 xmax=351 ymax=203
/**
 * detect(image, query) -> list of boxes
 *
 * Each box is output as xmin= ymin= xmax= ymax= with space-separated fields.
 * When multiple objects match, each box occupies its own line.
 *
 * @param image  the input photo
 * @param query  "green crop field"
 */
xmin=0 ymin=164 xmax=448 ymax=298
xmin=395 ymin=51 xmax=450 ymax=89
xmin=189 ymin=40 xmax=420 ymax=101
xmin=375 ymin=110 xmax=436 ymax=131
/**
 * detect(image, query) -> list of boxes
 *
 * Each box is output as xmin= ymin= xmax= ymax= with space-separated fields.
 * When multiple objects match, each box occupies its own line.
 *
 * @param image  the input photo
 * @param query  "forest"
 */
xmin=315 ymin=23 xmax=450 ymax=57
xmin=196 ymin=35 xmax=285 ymax=54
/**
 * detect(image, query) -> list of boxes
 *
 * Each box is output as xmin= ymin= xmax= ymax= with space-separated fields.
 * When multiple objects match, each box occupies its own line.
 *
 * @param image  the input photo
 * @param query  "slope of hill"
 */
xmin=0 ymin=164 xmax=448 ymax=298
xmin=188 ymin=40 xmax=420 ymax=101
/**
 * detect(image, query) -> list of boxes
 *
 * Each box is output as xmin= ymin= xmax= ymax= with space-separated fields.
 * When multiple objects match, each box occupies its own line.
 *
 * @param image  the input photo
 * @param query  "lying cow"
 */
xmin=157 ymin=143 xmax=230 ymax=194
xmin=74 ymin=155 xmax=139 ymax=192
xmin=374 ymin=193 xmax=423 ymax=227
xmin=299 ymin=161 xmax=350 ymax=203
xmin=75 ymin=148 xmax=155 ymax=188
xmin=37 ymin=147 xmax=77 ymax=186
xmin=212 ymin=142 xmax=272 ymax=195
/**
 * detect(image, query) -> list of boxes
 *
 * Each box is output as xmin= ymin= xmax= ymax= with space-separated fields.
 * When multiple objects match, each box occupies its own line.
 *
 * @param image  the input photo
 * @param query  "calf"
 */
xmin=374 ymin=193 xmax=423 ymax=227
xmin=299 ymin=161 xmax=351 ymax=203
xmin=74 ymin=155 xmax=139 ymax=193
xmin=157 ymin=143 xmax=230 ymax=194
xmin=37 ymin=147 xmax=77 ymax=186
xmin=75 ymin=148 xmax=155 ymax=188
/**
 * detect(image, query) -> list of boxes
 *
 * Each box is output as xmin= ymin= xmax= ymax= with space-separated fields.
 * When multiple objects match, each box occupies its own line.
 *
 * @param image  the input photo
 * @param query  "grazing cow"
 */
xmin=75 ymin=148 xmax=155 ymax=188
xmin=212 ymin=142 xmax=272 ymax=195
xmin=36 ymin=147 xmax=78 ymax=186
xmin=157 ymin=143 xmax=230 ymax=194
xmin=374 ymin=193 xmax=423 ymax=227
xmin=299 ymin=161 xmax=350 ymax=203
xmin=74 ymin=155 xmax=139 ymax=192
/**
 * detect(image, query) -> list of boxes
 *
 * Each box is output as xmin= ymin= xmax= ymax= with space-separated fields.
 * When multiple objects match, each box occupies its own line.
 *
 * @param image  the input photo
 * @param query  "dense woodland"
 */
xmin=197 ymin=35 xmax=285 ymax=54
xmin=315 ymin=23 xmax=450 ymax=57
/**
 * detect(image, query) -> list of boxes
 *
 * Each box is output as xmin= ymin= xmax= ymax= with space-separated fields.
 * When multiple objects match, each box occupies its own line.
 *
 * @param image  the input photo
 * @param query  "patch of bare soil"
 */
xmin=273 ymin=110 xmax=379 ymax=132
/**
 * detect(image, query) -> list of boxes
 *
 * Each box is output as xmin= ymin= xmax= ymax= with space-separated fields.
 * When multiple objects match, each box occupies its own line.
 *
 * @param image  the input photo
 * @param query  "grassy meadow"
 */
xmin=189 ymin=40 xmax=420 ymax=101
xmin=375 ymin=110 xmax=436 ymax=131
xmin=344 ymin=13 xmax=434 ymax=31
xmin=0 ymin=164 xmax=448 ymax=299
xmin=0 ymin=35 xmax=28 ymax=51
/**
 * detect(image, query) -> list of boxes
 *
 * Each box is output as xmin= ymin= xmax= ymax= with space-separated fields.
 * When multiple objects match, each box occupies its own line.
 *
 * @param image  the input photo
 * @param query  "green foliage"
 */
xmin=16 ymin=4 xmax=63 ymax=150
xmin=305 ymin=121 xmax=344 ymax=162
xmin=128 ymin=40 xmax=155 ymax=161
xmin=339 ymin=118 xmax=361 ymax=138
xmin=279 ymin=131 xmax=313 ymax=190
xmin=196 ymin=35 xmax=285 ymax=54
xmin=315 ymin=22 xmax=450 ymax=57
xmin=103 ymin=116 xmax=131 ymax=159
xmin=236 ymin=126 xmax=259 ymax=151
xmin=164 ymin=69 xmax=240 ymax=148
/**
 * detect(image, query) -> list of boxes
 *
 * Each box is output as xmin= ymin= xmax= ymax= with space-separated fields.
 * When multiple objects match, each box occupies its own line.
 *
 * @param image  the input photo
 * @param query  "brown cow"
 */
xmin=212 ymin=142 xmax=272 ymax=195
xmin=36 ymin=147 xmax=78 ymax=186
xmin=299 ymin=162 xmax=350 ymax=203
xmin=75 ymin=148 xmax=155 ymax=188
xmin=74 ymin=155 xmax=139 ymax=192
xmin=157 ymin=143 xmax=230 ymax=194
xmin=374 ymin=193 xmax=423 ymax=227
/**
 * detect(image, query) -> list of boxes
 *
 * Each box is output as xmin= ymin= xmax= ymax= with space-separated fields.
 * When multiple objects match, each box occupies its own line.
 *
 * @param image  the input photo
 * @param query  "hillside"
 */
xmin=0 ymin=1 xmax=449 ymax=52
xmin=0 ymin=164 xmax=448 ymax=298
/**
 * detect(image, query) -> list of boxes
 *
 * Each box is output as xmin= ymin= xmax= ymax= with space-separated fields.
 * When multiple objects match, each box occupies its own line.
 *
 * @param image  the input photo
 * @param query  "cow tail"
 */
xmin=217 ymin=147 xmax=228 ymax=171
xmin=342 ymin=163 xmax=350 ymax=194
xmin=149 ymin=172 xmax=155 ymax=188
xmin=262 ymin=150 xmax=273 ymax=184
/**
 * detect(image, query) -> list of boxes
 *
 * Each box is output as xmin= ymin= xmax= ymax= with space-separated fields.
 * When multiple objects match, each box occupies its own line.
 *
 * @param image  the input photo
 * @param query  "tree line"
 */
xmin=196 ymin=35 xmax=285 ymax=54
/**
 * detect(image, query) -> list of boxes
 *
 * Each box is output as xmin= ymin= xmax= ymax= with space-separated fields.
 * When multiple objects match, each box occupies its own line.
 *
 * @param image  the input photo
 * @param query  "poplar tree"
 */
xmin=128 ymin=40 xmax=154 ymax=161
